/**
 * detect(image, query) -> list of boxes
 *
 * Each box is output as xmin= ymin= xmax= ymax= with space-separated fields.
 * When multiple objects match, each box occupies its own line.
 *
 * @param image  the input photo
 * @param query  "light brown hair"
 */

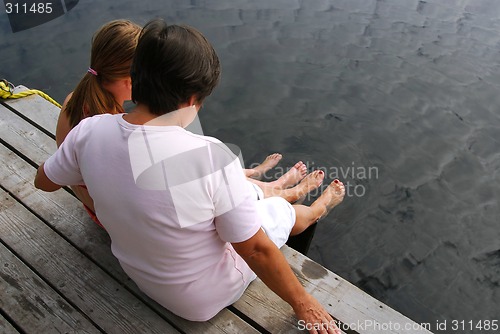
xmin=65 ymin=19 xmax=141 ymax=128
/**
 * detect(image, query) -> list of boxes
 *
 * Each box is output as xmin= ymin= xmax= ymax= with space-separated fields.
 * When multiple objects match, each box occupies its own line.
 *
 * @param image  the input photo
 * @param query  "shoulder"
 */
xmin=78 ymin=113 xmax=109 ymax=126
xmin=69 ymin=114 xmax=117 ymax=139
xmin=63 ymin=92 xmax=74 ymax=107
xmin=59 ymin=114 xmax=121 ymax=154
xmin=182 ymin=132 xmax=244 ymax=171
xmin=183 ymin=130 xmax=223 ymax=145
xmin=55 ymin=92 xmax=75 ymax=147
xmin=187 ymin=132 xmax=239 ymax=157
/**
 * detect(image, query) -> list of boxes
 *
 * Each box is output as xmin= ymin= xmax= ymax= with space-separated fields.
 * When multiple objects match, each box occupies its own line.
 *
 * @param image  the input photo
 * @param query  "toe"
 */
xmin=317 ymin=171 xmax=325 ymax=185
xmin=333 ymin=181 xmax=345 ymax=196
xmin=271 ymin=153 xmax=282 ymax=160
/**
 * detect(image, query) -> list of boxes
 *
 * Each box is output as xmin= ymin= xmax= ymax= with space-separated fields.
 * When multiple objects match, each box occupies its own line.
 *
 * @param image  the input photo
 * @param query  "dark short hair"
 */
xmin=131 ymin=19 xmax=221 ymax=115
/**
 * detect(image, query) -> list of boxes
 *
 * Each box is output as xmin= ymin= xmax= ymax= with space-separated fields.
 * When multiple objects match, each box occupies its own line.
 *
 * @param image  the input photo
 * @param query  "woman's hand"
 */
xmin=293 ymin=293 xmax=342 ymax=334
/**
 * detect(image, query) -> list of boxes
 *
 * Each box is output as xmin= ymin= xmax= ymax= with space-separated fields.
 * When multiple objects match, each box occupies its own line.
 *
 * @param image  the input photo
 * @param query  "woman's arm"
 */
xmin=232 ymin=229 xmax=341 ymax=334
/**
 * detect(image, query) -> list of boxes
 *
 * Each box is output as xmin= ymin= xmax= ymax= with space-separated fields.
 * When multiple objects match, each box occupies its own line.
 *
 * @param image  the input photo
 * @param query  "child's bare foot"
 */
xmin=259 ymin=153 xmax=282 ymax=171
xmin=270 ymin=161 xmax=308 ymax=189
xmin=247 ymin=153 xmax=282 ymax=179
xmin=312 ymin=179 xmax=345 ymax=221
xmin=281 ymin=170 xmax=325 ymax=203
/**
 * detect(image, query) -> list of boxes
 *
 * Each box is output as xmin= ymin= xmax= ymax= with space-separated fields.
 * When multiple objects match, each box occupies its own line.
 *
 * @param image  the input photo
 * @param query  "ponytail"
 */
xmin=63 ymin=19 xmax=140 ymax=128
xmin=65 ymin=72 xmax=123 ymax=128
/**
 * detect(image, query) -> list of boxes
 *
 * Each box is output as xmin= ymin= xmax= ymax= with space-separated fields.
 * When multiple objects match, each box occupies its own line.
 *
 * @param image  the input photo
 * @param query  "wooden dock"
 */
xmin=0 ymin=86 xmax=433 ymax=334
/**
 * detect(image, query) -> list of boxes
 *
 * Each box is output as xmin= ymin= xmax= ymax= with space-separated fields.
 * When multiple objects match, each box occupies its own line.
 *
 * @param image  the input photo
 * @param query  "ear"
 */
xmin=187 ymin=95 xmax=198 ymax=107
xmin=125 ymin=77 xmax=132 ymax=90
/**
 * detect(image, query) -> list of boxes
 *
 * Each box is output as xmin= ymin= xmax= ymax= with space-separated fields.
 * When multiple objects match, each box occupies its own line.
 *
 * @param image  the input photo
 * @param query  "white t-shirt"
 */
xmin=44 ymin=113 xmax=261 ymax=321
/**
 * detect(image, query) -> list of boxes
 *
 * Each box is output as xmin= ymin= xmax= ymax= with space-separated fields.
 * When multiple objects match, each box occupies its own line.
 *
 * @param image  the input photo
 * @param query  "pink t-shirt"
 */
xmin=44 ymin=114 xmax=261 ymax=321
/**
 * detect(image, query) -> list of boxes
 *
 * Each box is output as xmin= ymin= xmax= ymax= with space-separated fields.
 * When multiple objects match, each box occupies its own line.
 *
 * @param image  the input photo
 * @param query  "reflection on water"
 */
xmin=2 ymin=0 xmax=499 ymax=331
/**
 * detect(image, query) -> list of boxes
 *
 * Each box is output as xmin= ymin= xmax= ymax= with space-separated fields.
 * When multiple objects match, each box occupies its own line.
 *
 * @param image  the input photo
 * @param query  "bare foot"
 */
xmin=247 ymin=153 xmax=283 ymax=179
xmin=312 ymin=179 xmax=345 ymax=221
xmin=281 ymin=170 xmax=325 ymax=203
xmin=270 ymin=161 xmax=308 ymax=189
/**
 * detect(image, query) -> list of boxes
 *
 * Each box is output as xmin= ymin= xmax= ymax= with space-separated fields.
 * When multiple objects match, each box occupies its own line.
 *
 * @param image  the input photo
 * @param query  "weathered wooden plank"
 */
xmin=0 ymin=188 xmax=180 ymax=334
xmin=0 ymin=147 xmax=116 ymax=268
xmin=231 ymin=279 xmax=298 ymax=333
xmin=0 ymin=313 xmax=20 ymax=334
xmin=1 ymin=85 xmax=60 ymax=136
xmin=0 ymin=145 xmax=258 ymax=334
xmin=286 ymin=247 xmax=431 ymax=333
xmin=0 ymin=103 xmax=57 ymax=166
xmin=0 ymin=243 xmax=100 ymax=334
xmin=232 ymin=247 xmax=431 ymax=334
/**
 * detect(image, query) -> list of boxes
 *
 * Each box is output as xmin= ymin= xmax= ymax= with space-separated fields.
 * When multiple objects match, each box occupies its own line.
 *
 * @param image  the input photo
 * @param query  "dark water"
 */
xmin=2 ymin=0 xmax=499 ymax=332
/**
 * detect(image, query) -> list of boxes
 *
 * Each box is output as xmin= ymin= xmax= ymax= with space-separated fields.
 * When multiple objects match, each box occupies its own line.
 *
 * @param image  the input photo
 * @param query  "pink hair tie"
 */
xmin=88 ymin=67 xmax=98 ymax=76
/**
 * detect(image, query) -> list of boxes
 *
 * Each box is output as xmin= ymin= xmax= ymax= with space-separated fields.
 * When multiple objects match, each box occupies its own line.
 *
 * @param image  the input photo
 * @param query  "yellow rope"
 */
xmin=0 ymin=79 xmax=62 ymax=109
